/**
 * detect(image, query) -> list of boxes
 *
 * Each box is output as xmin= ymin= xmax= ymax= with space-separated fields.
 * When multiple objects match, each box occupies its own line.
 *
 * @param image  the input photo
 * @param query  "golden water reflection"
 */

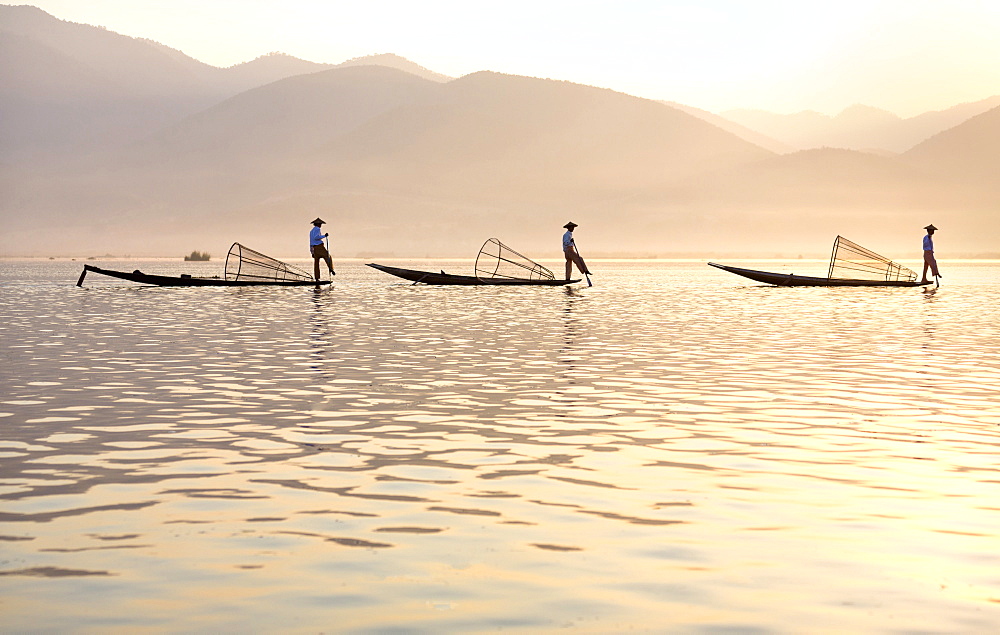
xmin=1 ymin=260 xmax=999 ymax=631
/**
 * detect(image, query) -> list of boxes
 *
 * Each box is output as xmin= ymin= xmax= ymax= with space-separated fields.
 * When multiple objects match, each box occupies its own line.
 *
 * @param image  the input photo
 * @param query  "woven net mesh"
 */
xmin=474 ymin=238 xmax=554 ymax=281
xmin=827 ymin=236 xmax=917 ymax=282
xmin=224 ymin=243 xmax=314 ymax=282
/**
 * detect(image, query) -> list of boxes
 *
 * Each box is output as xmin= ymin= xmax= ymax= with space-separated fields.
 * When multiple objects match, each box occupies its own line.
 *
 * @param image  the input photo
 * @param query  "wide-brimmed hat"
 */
xmin=924 ymin=224 xmax=937 ymax=231
xmin=312 ymin=218 xmax=326 ymax=225
xmin=563 ymin=222 xmax=578 ymax=229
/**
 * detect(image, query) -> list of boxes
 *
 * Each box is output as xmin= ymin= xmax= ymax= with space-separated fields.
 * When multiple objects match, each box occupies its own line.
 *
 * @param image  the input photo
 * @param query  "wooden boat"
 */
xmin=76 ymin=243 xmax=330 ymax=287
xmin=77 ymin=265 xmax=331 ymax=287
xmin=709 ymin=236 xmax=937 ymax=288
xmin=367 ymin=263 xmax=578 ymax=286
xmin=707 ymin=263 xmax=932 ymax=287
xmin=368 ymin=238 xmax=580 ymax=286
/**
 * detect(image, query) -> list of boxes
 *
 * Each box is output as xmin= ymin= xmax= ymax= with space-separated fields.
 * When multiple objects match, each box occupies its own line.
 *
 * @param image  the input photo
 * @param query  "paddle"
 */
xmin=325 ymin=235 xmax=336 ymax=277
xmin=575 ymin=242 xmax=592 ymax=287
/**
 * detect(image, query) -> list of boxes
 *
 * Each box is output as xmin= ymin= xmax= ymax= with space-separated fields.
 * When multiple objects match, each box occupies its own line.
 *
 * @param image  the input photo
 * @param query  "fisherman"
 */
xmin=310 ymin=218 xmax=336 ymax=281
xmin=562 ymin=222 xmax=591 ymax=281
xmin=920 ymin=224 xmax=940 ymax=284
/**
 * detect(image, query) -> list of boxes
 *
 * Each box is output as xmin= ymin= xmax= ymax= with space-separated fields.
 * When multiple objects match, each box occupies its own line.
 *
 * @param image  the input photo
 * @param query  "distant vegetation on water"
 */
xmin=184 ymin=251 xmax=211 ymax=261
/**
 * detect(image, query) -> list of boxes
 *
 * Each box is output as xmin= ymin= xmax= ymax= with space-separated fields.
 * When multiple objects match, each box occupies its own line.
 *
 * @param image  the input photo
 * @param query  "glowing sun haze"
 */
xmin=15 ymin=0 xmax=1000 ymax=116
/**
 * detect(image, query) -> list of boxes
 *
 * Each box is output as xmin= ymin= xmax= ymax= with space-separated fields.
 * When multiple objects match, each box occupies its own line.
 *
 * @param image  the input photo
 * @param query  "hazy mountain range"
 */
xmin=723 ymin=99 xmax=1000 ymax=154
xmin=2 ymin=4 xmax=997 ymax=259
xmin=0 ymin=5 xmax=448 ymax=162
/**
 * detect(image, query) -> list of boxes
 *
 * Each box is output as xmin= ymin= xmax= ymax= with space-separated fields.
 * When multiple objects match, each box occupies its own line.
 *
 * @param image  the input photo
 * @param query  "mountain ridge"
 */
xmin=1 ymin=4 xmax=996 ymax=258
xmin=903 ymin=105 xmax=1000 ymax=188
xmin=722 ymin=96 xmax=1000 ymax=153
xmin=0 ymin=5 xmax=452 ymax=161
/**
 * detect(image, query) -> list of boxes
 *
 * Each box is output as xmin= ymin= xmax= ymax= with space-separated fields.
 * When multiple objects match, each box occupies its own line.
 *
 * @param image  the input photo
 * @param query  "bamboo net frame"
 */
xmin=224 ymin=243 xmax=314 ymax=282
xmin=827 ymin=236 xmax=917 ymax=282
xmin=474 ymin=238 xmax=554 ymax=281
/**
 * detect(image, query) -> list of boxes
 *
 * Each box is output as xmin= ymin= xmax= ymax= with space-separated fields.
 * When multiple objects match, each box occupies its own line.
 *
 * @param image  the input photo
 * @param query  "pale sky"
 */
xmin=16 ymin=0 xmax=1000 ymax=116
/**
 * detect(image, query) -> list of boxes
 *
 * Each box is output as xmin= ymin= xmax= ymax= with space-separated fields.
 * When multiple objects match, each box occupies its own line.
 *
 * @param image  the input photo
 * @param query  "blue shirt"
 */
xmin=923 ymin=234 xmax=933 ymax=251
xmin=562 ymin=230 xmax=574 ymax=251
xmin=310 ymin=226 xmax=325 ymax=247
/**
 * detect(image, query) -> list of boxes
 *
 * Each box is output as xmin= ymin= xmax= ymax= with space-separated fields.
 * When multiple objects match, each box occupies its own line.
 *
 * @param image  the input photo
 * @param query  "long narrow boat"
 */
xmin=368 ymin=238 xmax=580 ymax=286
xmin=77 ymin=265 xmax=330 ymax=287
xmin=707 ymin=263 xmax=932 ymax=287
xmin=76 ymin=243 xmax=330 ymax=287
xmin=367 ymin=263 xmax=578 ymax=286
xmin=709 ymin=236 xmax=937 ymax=288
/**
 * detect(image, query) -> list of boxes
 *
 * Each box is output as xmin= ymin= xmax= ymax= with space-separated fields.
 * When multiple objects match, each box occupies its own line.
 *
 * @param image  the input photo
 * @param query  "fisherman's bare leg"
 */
xmin=565 ymin=250 xmax=590 ymax=279
xmin=922 ymin=251 xmax=939 ymax=281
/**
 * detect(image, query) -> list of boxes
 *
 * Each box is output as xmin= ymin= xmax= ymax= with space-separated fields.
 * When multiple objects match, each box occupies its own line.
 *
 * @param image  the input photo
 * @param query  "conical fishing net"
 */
xmin=474 ymin=238 xmax=554 ymax=281
xmin=827 ymin=236 xmax=917 ymax=282
xmin=224 ymin=243 xmax=314 ymax=282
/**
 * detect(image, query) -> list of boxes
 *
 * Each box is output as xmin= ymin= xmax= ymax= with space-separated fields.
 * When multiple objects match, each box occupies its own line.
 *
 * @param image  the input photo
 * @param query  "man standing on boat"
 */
xmin=310 ymin=218 xmax=336 ymax=281
xmin=562 ymin=222 xmax=591 ymax=281
xmin=920 ymin=224 xmax=940 ymax=284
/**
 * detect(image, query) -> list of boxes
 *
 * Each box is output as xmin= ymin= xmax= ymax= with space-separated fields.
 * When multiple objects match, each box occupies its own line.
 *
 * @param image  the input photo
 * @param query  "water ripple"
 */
xmin=1 ymin=259 xmax=999 ymax=631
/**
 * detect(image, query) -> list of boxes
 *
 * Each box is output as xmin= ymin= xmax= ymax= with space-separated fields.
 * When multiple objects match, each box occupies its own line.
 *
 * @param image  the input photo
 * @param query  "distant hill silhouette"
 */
xmin=10 ymin=69 xmax=777 ymax=257
xmin=901 ymin=98 xmax=1000 ymax=151
xmin=0 ymin=5 xmax=223 ymax=160
xmin=318 ymin=72 xmax=773 ymax=199
xmin=222 ymin=53 xmax=335 ymax=89
xmin=219 ymin=53 xmax=451 ymax=89
xmin=663 ymin=101 xmax=792 ymax=154
xmin=722 ymin=106 xmax=905 ymax=153
xmin=1 ymin=4 xmax=997 ymax=258
xmin=685 ymin=147 xmax=967 ymax=213
xmin=903 ymin=106 xmax=1000 ymax=189
xmin=723 ymin=97 xmax=1000 ymax=153
xmin=335 ymin=53 xmax=452 ymax=83
xmin=618 ymin=146 xmax=992 ymax=257
xmin=0 ymin=6 xmax=451 ymax=162
xmin=127 ymin=66 xmax=440 ymax=166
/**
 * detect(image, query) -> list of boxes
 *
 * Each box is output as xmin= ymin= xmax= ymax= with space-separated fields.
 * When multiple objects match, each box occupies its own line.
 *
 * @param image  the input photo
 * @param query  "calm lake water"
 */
xmin=2 ymin=258 xmax=999 ymax=632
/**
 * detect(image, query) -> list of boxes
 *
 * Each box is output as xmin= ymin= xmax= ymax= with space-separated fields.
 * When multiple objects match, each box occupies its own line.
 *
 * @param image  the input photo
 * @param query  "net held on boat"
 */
xmin=367 ymin=238 xmax=576 ymax=286
xmin=708 ymin=236 xmax=928 ymax=287
xmin=474 ymin=238 xmax=555 ymax=281
xmin=225 ymin=242 xmax=315 ymax=282
xmin=76 ymin=243 xmax=326 ymax=287
xmin=827 ymin=236 xmax=917 ymax=282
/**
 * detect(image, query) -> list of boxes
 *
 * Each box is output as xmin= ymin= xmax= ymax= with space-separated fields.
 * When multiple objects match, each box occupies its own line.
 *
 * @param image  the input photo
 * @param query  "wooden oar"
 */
xmin=325 ymin=236 xmax=336 ymax=277
xmin=576 ymin=242 xmax=592 ymax=287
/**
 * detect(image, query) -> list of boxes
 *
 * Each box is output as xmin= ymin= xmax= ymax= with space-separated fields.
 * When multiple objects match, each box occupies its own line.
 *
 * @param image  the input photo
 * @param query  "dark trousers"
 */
xmin=311 ymin=243 xmax=333 ymax=280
